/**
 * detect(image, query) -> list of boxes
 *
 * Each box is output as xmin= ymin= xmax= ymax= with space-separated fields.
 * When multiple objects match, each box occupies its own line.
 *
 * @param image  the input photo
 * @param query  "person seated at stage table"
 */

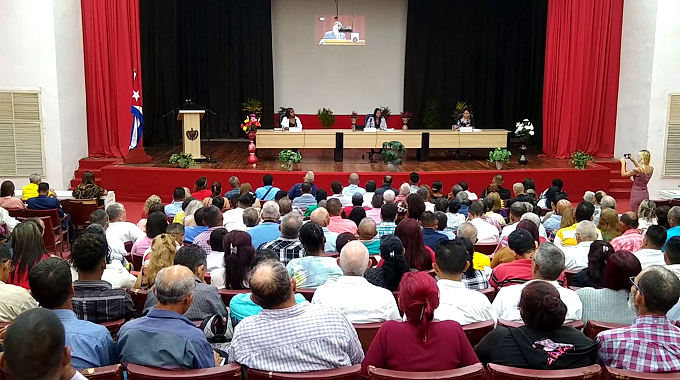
xmin=224 ymin=176 xmax=241 ymax=199
xmin=72 ymin=171 xmax=107 ymax=200
xmin=476 ymin=281 xmax=597 ymax=369
xmin=191 ymin=176 xmax=213 ymax=200
xmin=255 ymin=174 xmax=281 ymax=201
xmin=292 ymin=182 xmax=317 ymax=212
xmin=366 ymin=108 xmax=388 ymax=130
xmin=280 ymin=107 xmax=302 ymax=130
xmin=0 ymin=180 xmax=26 ymax=210
xmin=453 ymin=108 xmax=475 ymax=130
xmin=288 ymin=171 xmax=318 ymax=199
xmin=480 ymin=174 xmax=512 ymax=200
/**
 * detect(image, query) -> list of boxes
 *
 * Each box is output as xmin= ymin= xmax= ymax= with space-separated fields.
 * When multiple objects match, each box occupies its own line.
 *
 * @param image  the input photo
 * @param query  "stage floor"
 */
xmin=133 ymin=142 xmax=577 ymax=172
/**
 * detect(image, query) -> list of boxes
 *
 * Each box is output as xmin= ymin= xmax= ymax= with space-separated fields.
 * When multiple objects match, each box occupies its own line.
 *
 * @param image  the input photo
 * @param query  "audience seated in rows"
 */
xmin=206 ymin=227 xmax=227 ymax=271
xmin=292 ymin=182 xmax=317 ymax=212
xmin=134 ymin=234 xmax=177 ymax=289
xmin=433 ymin=240 xmax=495 ymax=325
xmin=326 ymin=198 xmax=357 ymax=234
xmin=376 ymin=203 xmax=398 ymax=238
xmin=310 ymin=207 xmax=338 ymax=253
xmin=476 ymin=281 xmax=597 ymax=369
xmin=342 ymin=173 xmax=366 ymax=197
xmin=106 ymin=203 xmax=145 ymax=260
xmin=666 ymin=206 xmax=680 ymax=244
xmin=420 ymin=211 xmax=448 ymax=251
xmin=493 ymin=243 xmax=582 ymax=322
xmin=597 ymin=265 xmax=680 ymax=372
xmin=223 ymin=193 xmax=255 ymax=232
xmin=228 ymin=259 xmax=364 ymax=371
xmin=137 ymin=195 xmax=164 ymax=232
xmin=468 ymin=202 xmax=500 ymax=244
xmin=577 ymin=250 xmax=641 ymax=324
xmin=21 ymin=173 xmax=51 ymax=200
xmin=260 ymin=213 xmax=304 ymax=265
xmin=435 ymin=210 xmax=456 ymax=240
xmin=287 ymin=222 xmax=342 ymax=288
xmin=365 ymin=193 xmax=383 ymax=223
xmin=28 ymin=182 xmax=74 ymax=240
xmin=395 ymin=218 xmax=433 ymax=271
xmin=164 ymin=187 xmax=186 ymax=218
xmin=131 ymin=212 xmax=167 ymax=256
xmin=287 ymin=171 xmax=318 ymax=199
xmin=544 ymin=198 xmax=571 ymax=233
xmin=0 ymin=180 xmax=26 ymax=210
xmin=491 ymin=229 xmax=538 ymax=289
xmin=347 ymin=193 xmax=367 ymax=226
xmin=555 ymin=201 xmax=601 ymax=247
xmin=192 ymin=205 xmax=223 ymax=254
xmin=506 ymin=183 xmax=534 ymax=208
xmin=598 ymin=208 xmax=622 ymax=242
xmin=29 ymin=257 xmax=117 ymax=369
xmin=312 ymin=241 xmax=400 ymax=323
xmin=491 ymin=220 xmax=538 ymax=268
xmin=255 ymin=174 xmax=281 ymax=201
xmin=375 ymin=175 xmax=398 ymax=196
xmin=357 ymin=217 xmax=380 ymax=255
xmin=0 ymin=242 xmax=37 ymax=322
xmin=145 ymin=245 xmax=227 ymax=320
xmin=247 ymin=201 xmax=280 ymax=249
xmin=361 ymin=272 xmax=479 ymax=376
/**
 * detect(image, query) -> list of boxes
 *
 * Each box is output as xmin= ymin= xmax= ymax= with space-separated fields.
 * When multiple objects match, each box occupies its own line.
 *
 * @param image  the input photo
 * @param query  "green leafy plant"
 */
xmin=241 ymin=98 xmax=262 ymax=117
xmin=570 ymin=150 xmax=595 ymax=170
xmin=317 ymin=108 xmax=335 ymax=128
xmin=380 ymin=107 xmax=391 ymax=118
xmin=278 ymin=149 xmax=302 ymax=168
xmin=381 ymin=141 xmax=406 ymax=166
xmin=452 ymin=101 xmax=472 ymax=117
xmin=422 ymin=99 xmax=440 ymax=129
xmin=169 ymin=152 xmax=196 ymax=169
xmin=488 ymin=148 xmax=511 ymax=163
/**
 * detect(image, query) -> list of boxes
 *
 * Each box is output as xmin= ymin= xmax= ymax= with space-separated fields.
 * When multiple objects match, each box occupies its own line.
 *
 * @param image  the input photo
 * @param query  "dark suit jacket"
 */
xmin=27 ymin=194 xmax=64 ymax=217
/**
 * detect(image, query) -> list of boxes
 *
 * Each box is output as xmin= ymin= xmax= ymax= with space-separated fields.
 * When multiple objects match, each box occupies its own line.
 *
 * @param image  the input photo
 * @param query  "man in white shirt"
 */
xmin=562 ymin=221 xmax=598 ymax=271
xmin=467 ymin=202 xmax=499 ymax=244
xmin=432 ymin=240 xmax=495 ymax=325
xmin=492 ymin=242 xmax=582 ymax=323
xmin=634 ymin=225 xmax=667 ymax=269
xmin=105 ymin=203 xmax=145 ymax=260
xmin=362 ymin=180 xmax=377 ymax=207
xmin=329 ymin=181 xmax=352 ymax=207
xmin=312 ymin=241 xmax=400 ymax=323
xmin=416 ymin=186 xmax=435 ymax=213
xmin=458 ymin=181 xmax=478 ymax=201
xmin=409 ymin=172 xmax=419 ymax=194
xmin=342 ymin=173 xmax=366 ymax=197
xmin=223 ymin=193 xmax=254 ymax=231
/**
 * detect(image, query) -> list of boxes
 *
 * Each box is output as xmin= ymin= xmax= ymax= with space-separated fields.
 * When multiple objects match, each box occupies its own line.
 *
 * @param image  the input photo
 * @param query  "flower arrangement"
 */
xmin=380 ymin=107 xmax=391 ymax=118
xmin=514 ymin=119 xmax=535 ymax=143
xmin=400 ymin=111 xmax=413 ymax=119
xmin=570 ymin=150 xmax=595 ymax=170
xmin=350 ymin=111 xmax=358 ymax=120
xmin=241 ymin=114 xmax=261 ymax=133
xmin=169 ymin=152 xmax=196 ymax=169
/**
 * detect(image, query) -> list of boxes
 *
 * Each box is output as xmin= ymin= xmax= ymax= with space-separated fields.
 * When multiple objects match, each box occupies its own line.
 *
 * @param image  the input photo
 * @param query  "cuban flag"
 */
xmin=129 ymin=69 xmax=144 ymax=150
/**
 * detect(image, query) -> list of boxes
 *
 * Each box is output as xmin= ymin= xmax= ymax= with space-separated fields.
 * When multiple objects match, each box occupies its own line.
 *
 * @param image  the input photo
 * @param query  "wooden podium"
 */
xmin=178 ymin=110 xmax=205 ymax=159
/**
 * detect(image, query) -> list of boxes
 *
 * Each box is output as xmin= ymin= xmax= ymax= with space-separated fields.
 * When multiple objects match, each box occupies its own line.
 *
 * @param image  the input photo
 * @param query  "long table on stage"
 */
xmin=255 ymin=129 xmax=510 ymax=162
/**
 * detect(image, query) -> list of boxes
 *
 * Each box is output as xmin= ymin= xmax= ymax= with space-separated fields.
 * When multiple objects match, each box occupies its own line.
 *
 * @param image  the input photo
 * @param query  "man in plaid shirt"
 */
xmin=192 ymin=206 xmax=223 ymax=255
xmin=597 ymin=266 xmax=680 ymax=372
xmin=610 ymin=212 xmax=644 ymax=253
xmin=259 ymin=213 xmax=305 ymax=265
xmin=376 ymin=204 xmax=398 ymax=238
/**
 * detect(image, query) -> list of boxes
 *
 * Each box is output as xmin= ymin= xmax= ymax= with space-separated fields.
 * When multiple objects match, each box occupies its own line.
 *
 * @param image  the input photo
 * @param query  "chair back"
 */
xmin=247 ymin=364 xmax=361 ymax=380
xmin=19 ymin=215 xmax=59 ymax=254
xmin=26 ymin=208 xmax=61 ymax=229
xmin=219 ymin=288 xmax=250 ymax=306
xmin=124 ymin=241 xmax=133 ymax=253
xmin=99 ymin=319 xmax=125 ymax=335
xmin=478 ymin=288 xmax=496 ymax=303
xmin=497 ymin=319 xmax=584 ymax=330
xmin=564 ymin=270 xmax=578 ymax=287
xmin=487 ymin=363 xmax=601 ymax=380
xmin=368 ymin=363 xmax=484 ymax=380
xmin=602 ymin=365 xmax=680 ymax=380
xmin=204 ymin=272 xmax=212 ymax=284
xmin=127 ymin=288 xmax=149 ymax=316
xmin=474 ymin=244 xmax=497 ymax=256
xmin=7 ymin=208 xmax=26 ymax=218
xmin=68 ymin=199 xmax=100 ymax=232
xmin=126 ymin=363 xmax=241 ymax=380
xmin=583 ymin=320 xmax=628 ymax=339
xmin=80 ymin=364 xmax=124 ymax=380
xmin=297 ymin=288 xmax=316 ymax=302
xmin=132 ymin=254 xmax=143 ymax=273
xmin=354 ymin=322 xmax=383 ymax=353
xmin=462 ymin=320 xmax=494 ymax=347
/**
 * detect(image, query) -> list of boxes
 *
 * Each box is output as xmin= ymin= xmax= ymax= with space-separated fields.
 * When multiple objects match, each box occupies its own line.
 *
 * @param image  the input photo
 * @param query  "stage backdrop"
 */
xmin=403 ymin=0 xmax=547 ymax=140
xmin=139 ymin=0 xmax=274 ymax=143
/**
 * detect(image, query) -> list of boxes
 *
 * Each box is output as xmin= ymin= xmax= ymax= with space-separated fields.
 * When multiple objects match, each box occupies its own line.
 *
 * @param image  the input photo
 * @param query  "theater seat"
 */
xmin=487 ymin=363 xmax=601 ymax=380
xmin=497 ymin=319 xmax=584 ymax=330
xmin=247 ymin=364 xmax=361 ymax=380
xmin=127 ymin=288 xmax=149 ymax=316
xmin=368 ymin=363 xmax=484 ymax=380
xmin=602 ymin=365 xmax=680 ymax=380
xmin=126 ymin=363 xmax=241 ymax=380
xmin=583 ymin=320 xmax=628 ymax=339
xmin=478 ymin=288 xmax=496 ymax=303
xmin=354 ymin=322 xmax=384 ymax=353
xmin=218 ymin=289 xmax=250 ymax=306
xmin=79 ymin=364 xmax=124 ymax=380
xmin=99 ymin=319 xmax=125 ymax=335
xmin=564 ymin=270 xmax=578 ymax=287
xmin=462 ymin=320 xmax=494 ymax=346
xmin=474 ymin=244 xmax=497 ymax=256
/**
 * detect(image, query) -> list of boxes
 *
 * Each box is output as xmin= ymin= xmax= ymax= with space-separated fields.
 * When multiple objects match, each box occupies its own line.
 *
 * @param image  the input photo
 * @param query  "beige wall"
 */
xmin=272 ymin=0 xmax=407 ymax=115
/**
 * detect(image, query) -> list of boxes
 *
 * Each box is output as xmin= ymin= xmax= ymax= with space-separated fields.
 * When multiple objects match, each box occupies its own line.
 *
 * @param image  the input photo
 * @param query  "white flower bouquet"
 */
xmin=515 ymin=119 xmax=534 ymax=143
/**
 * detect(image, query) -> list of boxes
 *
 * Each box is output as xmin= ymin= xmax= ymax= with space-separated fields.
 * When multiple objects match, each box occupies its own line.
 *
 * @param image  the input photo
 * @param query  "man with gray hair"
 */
xmin=312 ymin=241 xmax=400 ymax=323
xmin=417 ymin=186 xmax=435 ymax=212
xmin=506 ymin=183 xmax=533 ymax=208
xmin=259 ymin=213 xmax=304 ymax=265
xmin=562 ymin=221 xmax=599 ymax=270
xmin=248 ymin=201 xmax=281 ymax=249
xmin=600 ymin=195 xmax=617 ymax=211
xmin=117 ymin=265 xmax=218 ymax=369
xmin=105 ymin=202 xmax=145 ymax=261
xmin=228 ymin=260 xmax=364 ymax=371
xmin=665 ymin=206 xmax=680 ymax=245
xmin=382 ymin=189 xmax=396 ymax=204
xmin=492 ymin=242 xmax=582 ymax=323
xmin=242 ymin=207 xmax=259 ymax=229
xmin=288 ymin=171 xmax=318 ymax=199
xmin=343 ymin=172 xmax=365 ymax=196
xmin=456 ymin=189 xmax=470 ymax=217
xmin=225 ymin=176 xmax=241 ymax=199
xmin=21 ymin=173 xmax=54 ymax=200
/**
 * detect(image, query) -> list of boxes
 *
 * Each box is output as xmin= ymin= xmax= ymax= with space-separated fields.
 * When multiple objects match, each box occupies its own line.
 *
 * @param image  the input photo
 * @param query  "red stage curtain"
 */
xmin=81 ymin=0 xmax=142 ymax=158
xmin=542 ymin=0 xmax=624 ymax=158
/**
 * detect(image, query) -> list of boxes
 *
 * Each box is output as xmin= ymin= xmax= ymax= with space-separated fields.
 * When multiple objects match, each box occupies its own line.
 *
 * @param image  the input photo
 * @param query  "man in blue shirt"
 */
xmin=165 ymin=187 xmax=186 ymax=218
xmin=224 ymin=176 xmax=241 ymax=199
xmin=342 ymin=173 xmax=366 ymax=197
xmin=248 ymin=202 xmax=282 ymax=249
xmin=255 ymin=174 xmax=281 ymax=201
xmin=117 ymin=265 xmax=217 ymax=369
xmin=288 ymin=171 xmax=318 ymax=199
xmin=665 ymin=207 xmax=680 ymax=251
xmin=184 ymin=208 xmax=208 ymax=244
xmin=292 ymin=182 xmax=317 ymax=212
xmin=420 ymin=211 xmax=448 ymax=251
xmin=27 ymin=182 xmax=74 ymax=240
xmin=28 ymin=257 xmax=117 ymax=370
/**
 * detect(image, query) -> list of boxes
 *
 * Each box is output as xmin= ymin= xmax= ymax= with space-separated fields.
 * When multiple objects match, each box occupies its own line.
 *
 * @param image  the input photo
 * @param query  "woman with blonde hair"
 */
xmin=597 ymin=208 xmax=622 ymax=242
xmin=134 ymin=233 xmax=177 ymax=289
xmin=621 ymin=150 xmax=654 ymax=213
xmin=137 ymin=195 xmax=163 ymax=231
xmin=182 ymin=199 xmax=203 ymax=227
xmin=396 ymin=183 xmax=410 ymax=202
xmin=637 ymin=199 xmax=657 ymax=232
xmin=559 ymin=206 xmax=576 ymax=229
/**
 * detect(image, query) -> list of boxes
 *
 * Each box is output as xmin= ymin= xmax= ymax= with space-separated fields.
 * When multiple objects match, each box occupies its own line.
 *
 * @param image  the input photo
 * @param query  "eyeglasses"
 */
xmin=629 ymin=276 xmax=643 ymax=296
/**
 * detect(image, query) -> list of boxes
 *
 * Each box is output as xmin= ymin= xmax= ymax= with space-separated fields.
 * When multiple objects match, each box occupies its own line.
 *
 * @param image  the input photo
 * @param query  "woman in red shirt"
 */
xmin=361 ymin=272 xmax=479 ymax=376
xmin=8 ymin=221 xmax=50 ymax=290
xmin=191 ymin=176 xmax=213 ymax=200
xmin=394 ymin=218 xmax=434 ymax=270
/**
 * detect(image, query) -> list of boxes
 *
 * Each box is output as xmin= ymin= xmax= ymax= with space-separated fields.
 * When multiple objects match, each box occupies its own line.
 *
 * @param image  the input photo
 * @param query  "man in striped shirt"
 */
xmin=228 ymin=260 xmax=364 ymax=372
xmin=376 ymin=204 xmax=398 ymax=238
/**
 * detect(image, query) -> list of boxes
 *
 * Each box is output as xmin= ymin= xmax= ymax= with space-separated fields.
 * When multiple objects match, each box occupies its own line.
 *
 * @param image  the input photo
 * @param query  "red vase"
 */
xmin=246 ymin=131 xmax=258 ymax=167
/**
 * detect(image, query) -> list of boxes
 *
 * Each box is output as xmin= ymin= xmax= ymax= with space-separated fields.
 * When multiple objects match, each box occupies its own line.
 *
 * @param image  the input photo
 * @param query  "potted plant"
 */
xmin=350 ymin=110 xmax=359 ymax=131
xmin=488 ymin=147 xmax=511 ymax=170
xmin=514 ymin=119 xmax=535 ymax=165
xmin=400 ymin=111 xmax=412 ymax=130
xmin=423 ymin=99 xmax=439 ymax=129
xmin=317 ymin=108 xmax=335 ymax=128
xmin=241 ymin=98 xmax=262 ymax=117
xmin=570 ymin=150 xmax=595 ymax=170
xmin=278 ymin=106 xmax=288 ymax=121
xmin=452 ymin=101 xmax=471 ymax=118
xmin=381 ymin=141 xmax=405 ymax=171
xmin=380 ymin=106 xmax=392 ymax=119
xmin=278 ymin=149 xmax=302 ymax=171
xmin=168 ymin=152 xmax=196 ymax=169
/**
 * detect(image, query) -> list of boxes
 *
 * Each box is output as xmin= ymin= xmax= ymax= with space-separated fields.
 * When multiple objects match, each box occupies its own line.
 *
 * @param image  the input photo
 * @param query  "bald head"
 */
xmin=512 ymin=183 xmax=524 ymax=196
xmin=154 ymin=265 xmax=196 ymax=306
xmin=250 ymin=260 xmax=294 ymax=309
xmin=556 ymin=199 xmax=571 ymax=215
xmin=310 ymin=207 xmax=331 ymax=227
xmin=621 ymin=211 xmax=639 ymax=230
xmin=349 ymin=173 xmax=360 ymax=185
xmin=358 ymin=218 xmax=377 ymax=240
xmin=339 ymin=241 xmax=370 ymax=276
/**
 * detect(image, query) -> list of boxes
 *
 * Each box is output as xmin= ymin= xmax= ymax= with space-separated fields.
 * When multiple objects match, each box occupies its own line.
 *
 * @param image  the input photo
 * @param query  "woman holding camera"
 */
xmin=621 ymin=150 xmax=654 ymax=213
